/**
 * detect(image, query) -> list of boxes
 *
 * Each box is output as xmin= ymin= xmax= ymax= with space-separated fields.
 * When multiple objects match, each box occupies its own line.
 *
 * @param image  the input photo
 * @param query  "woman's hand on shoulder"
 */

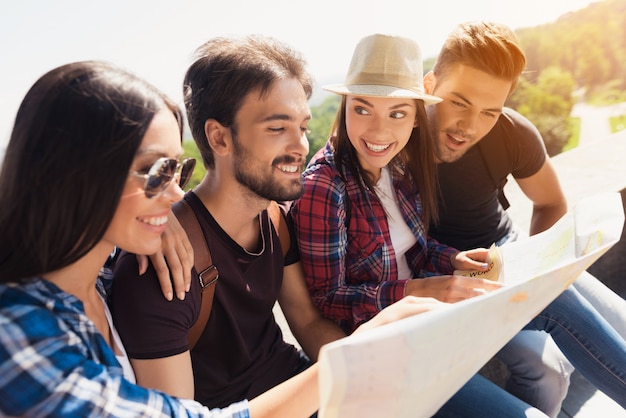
xmin=135 ymin=211 xmax=193 ymax=301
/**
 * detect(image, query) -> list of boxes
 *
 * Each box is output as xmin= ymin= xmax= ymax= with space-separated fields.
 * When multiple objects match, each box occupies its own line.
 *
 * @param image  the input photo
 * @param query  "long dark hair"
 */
xmin=330 ymin=95 xmax=439 ymax=228
xmin=0 ymin=61 xmax=183 ymax=282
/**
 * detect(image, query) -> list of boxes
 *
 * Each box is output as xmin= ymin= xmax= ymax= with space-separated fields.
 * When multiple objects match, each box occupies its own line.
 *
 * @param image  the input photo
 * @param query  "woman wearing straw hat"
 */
xmin=290 ymin=33 xmax=626 ymax=416
xmin=0 ymin=58 xmax=443 ymax=418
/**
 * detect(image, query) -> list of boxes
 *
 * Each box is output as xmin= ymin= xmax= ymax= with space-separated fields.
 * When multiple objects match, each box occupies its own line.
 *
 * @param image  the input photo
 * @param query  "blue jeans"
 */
xmin=572 ymin=270 xmax=626 ymax=340
xmin=435 ymin=286 xmax=626 ymax=417
xmin=434 ymin=373 xmax=548 ymax=417
xmin=495 ymin=228 xmax=626 ymax=416
xmin=495 ymin=331 xmax=572 ymax=417
xmin=522 ymin=286 xmax=626 ymax=408
xmin=496 ymin=229 xmax=573 ymax=417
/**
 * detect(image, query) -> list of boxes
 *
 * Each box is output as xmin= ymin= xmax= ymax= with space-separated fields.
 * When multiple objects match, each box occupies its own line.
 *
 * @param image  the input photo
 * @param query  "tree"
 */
xmin=307 ymin=95 xmax=340 ymax=163
xmin=508 ymin=67 xmax=576 ymax=156
xmin=182 ymin=139 xmax=205 ymax=190
xmin=516 ymin=0 xmax=626 ymax=91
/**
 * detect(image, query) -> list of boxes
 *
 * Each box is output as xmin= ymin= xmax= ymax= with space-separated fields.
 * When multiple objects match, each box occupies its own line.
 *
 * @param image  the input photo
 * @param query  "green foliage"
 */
xmin=586 ymin=79 xmax=626 ymax=105
xmin=508 ymin=67 xmax=576 ymax=156
xmin=186 ymin=1 xmax=626 ymax=173
xmin=529 ymin=114 xmax=572 ymax=156
xmin=182 ymin=139 xmax=206 ymax=190
xmin=508 ymin=0 xmax=626 ymax=155
xmin=515 ymin=0 xmax=626 ymax=91
xmin=610 ymin=115 xmax=626 ymax=133
xmin=562 ymin=117 xmax=581 ymax=152
xmin=307 ymin=95 xmax=340 ymax=163
xmin=423 ymin=57 xmax=436 ymax=74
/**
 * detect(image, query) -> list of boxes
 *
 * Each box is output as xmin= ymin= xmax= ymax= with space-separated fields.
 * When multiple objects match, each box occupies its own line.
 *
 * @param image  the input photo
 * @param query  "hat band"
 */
xmin=345 ymin=72 xmax=426 ymax=95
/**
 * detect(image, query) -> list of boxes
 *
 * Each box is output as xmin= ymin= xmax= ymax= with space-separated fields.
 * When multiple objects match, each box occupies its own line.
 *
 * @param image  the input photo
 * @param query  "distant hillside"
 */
xmin=315 ymin=3 xmax=626 ymax=106
xmin=303 ymin=1 xmax=626 ymax=161
xmin=515 ymin=0 xmax=626 ymax=89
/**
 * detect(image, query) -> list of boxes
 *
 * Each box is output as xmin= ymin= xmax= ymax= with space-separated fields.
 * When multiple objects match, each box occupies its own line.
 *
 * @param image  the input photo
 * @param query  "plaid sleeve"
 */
xmin=291 ymin=168 xmax=406 ymax=333
xmin=0 ymin=286 xmax=250 ymax=418
xmin=424 ymin=238 xmax=457 ymax=274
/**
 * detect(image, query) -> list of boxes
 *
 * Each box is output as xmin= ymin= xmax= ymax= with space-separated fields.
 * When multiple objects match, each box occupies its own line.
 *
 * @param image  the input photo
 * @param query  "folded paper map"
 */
xmin=318 ymin=192 xmax=625 ymax=418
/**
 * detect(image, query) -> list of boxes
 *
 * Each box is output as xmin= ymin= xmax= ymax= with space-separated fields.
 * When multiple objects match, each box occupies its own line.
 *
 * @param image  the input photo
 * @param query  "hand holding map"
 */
xmin=318 ymin=192 xmax=625 ymax=418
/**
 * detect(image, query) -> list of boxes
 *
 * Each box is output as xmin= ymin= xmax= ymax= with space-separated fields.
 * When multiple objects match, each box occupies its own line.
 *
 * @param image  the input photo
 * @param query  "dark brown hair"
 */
xmin=183 ymin=35 xmax=313 ymax=169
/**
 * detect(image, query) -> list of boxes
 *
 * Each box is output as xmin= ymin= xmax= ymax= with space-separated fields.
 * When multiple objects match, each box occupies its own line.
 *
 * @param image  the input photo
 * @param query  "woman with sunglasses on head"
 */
xmin=0 ymin=60 xmax=438 ymax=417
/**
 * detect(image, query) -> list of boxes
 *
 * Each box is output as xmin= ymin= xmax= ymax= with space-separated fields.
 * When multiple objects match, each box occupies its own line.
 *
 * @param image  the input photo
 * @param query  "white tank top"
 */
xmin=101 ymin=294 xmax=136 ymax=383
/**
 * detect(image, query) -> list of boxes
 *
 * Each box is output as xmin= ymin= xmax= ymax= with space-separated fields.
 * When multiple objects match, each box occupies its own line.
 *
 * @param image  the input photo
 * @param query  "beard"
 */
xmin=232 ymin=134 xmax=304 ymax=202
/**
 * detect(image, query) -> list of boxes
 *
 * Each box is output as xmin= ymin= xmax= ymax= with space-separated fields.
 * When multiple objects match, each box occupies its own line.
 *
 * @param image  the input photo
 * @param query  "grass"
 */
xmin=562 ymin=117 xmax=581 ymax=152
xmin=563 ymin=102 xmax=626 ymax=153
xmin=609 ymin=115 xmax=626 ymax=134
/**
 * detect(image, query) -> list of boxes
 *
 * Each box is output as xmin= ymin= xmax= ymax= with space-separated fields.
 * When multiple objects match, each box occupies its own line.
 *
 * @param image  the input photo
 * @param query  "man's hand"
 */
xmin=354 ymin=296 xmax=447 ymax=334
xmin=405 ymin=275 xmax=502 ymax=303
xmin=136 ymin=212 xmax=194 ymax=301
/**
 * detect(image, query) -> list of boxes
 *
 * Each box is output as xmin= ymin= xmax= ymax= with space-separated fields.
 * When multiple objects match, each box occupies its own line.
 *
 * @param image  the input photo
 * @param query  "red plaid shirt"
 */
xmin=290 ymin=143 xmax=457 ymax=333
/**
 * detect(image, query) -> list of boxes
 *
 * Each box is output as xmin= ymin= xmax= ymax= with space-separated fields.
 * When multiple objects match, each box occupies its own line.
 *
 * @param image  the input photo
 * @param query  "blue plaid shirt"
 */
xmin=0 ymin=273 xmax=250 ymax=418
xmin=291 ymin=143 xmax=457 ymax=334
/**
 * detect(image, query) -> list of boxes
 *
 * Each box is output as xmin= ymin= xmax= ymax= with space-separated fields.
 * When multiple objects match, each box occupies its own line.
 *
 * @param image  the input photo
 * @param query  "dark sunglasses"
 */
xmin=130 ymin=157 xmax=196 ymax=198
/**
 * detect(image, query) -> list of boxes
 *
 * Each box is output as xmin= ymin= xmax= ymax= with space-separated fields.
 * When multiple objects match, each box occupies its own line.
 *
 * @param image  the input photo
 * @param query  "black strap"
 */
xmin=477 ymin=136 xmax=512 ymax=210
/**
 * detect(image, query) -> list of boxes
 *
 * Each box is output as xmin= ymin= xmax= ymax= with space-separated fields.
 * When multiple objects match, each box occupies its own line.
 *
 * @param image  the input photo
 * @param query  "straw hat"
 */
xmin=324 ymin=34 xmax=442 ymax=105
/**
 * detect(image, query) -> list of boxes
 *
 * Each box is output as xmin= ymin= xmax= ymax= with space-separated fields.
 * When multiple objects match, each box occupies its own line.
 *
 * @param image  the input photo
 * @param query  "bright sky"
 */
xmin=0 ymin=0 xmax=599 ymax=150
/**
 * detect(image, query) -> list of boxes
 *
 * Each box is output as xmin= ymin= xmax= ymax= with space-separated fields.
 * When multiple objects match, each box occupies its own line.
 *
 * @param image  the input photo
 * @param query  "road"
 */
xmin=571 ymin=101 xmax=626 ymax=146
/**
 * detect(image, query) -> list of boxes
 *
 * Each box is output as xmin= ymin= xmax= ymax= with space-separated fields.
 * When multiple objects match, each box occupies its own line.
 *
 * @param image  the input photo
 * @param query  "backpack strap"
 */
xmin=268 ymin=201 xmax=290 ymax=257
xmin=477 ymin=133 xmax=512 ymax=210
xmin=171 ymin=199 xmax=219 ymax=351
xmin=173 ymin=199 xmax=289 ymax=352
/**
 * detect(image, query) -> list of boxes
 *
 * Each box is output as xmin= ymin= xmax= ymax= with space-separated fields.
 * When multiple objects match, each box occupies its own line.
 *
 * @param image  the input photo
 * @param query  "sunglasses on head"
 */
xmin=130 ymin=157 xmax=196 ymax=198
